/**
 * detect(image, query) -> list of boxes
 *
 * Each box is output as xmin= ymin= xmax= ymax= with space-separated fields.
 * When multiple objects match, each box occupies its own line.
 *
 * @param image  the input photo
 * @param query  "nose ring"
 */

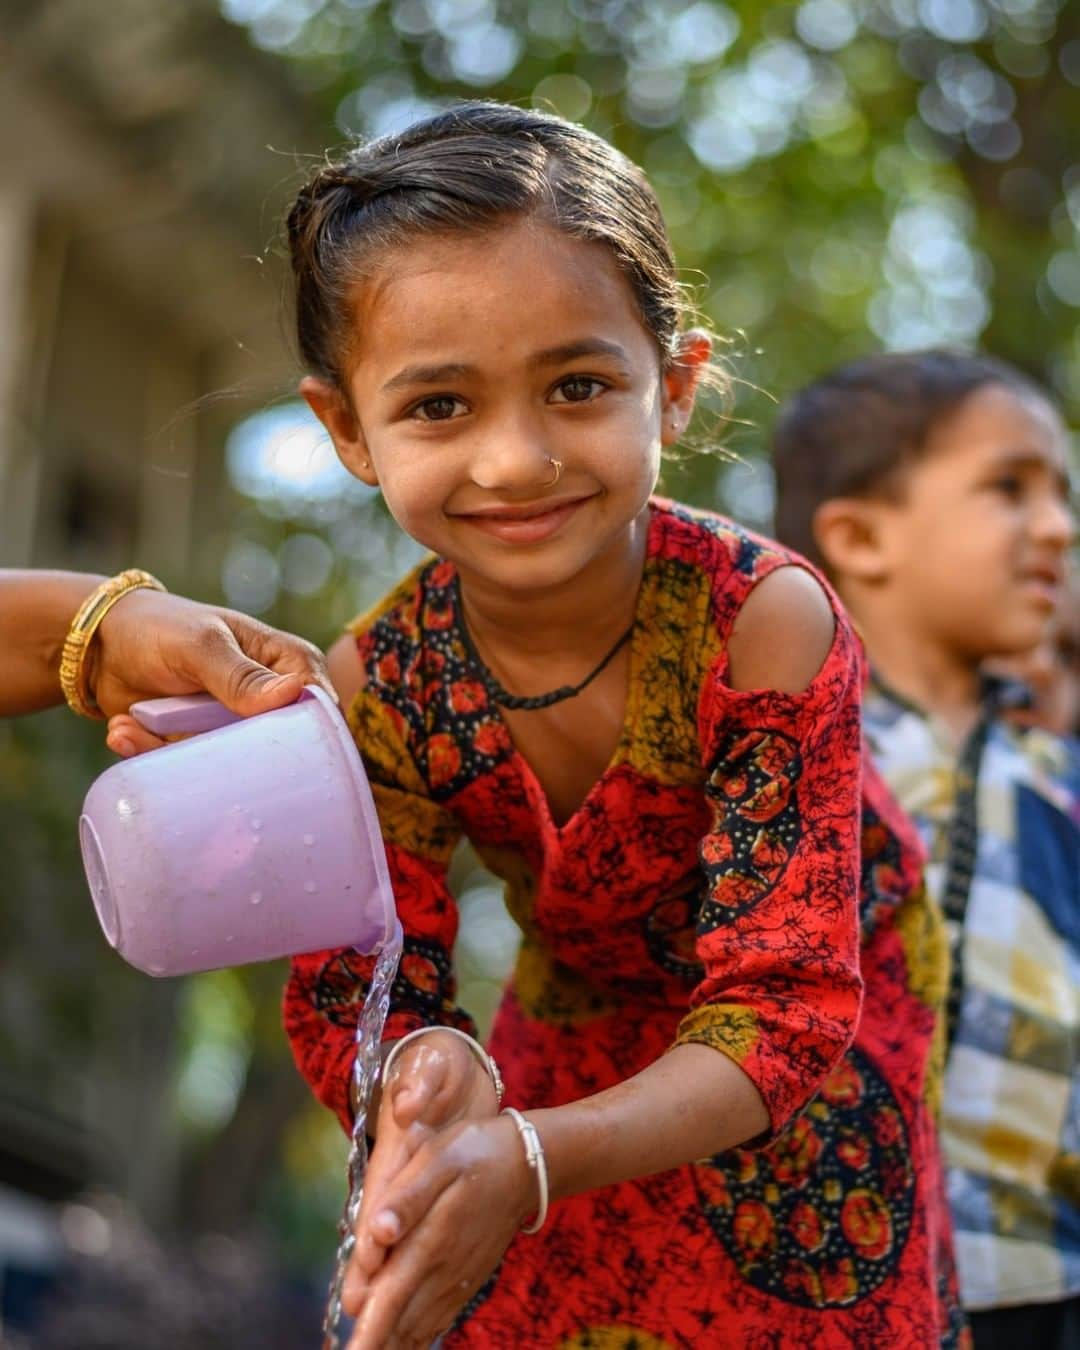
xmin=544 ymin=457 xmax=563 ymax=487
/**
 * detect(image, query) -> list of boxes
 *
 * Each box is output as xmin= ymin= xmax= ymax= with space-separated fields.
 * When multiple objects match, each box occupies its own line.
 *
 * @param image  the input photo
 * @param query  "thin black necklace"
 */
xmin=453 ymin=576 xmax=634 ymax=712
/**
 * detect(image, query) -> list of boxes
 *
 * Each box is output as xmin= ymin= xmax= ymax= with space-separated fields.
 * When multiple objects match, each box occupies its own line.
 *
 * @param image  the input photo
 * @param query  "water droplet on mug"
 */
xmin=252 ymin=818 xmax=263 ymax=831
xmin=250 ymin=891 xmax=263 ymax=906
xmin=303 ymin=833 xmax=315 ymax=847
xmin=116 ymin=798 xmax=135 ymax=818
xmin=304 ymin=881 xmax=318 ymax=894
xmin=225 ymin=935 xmax=234 ymax=943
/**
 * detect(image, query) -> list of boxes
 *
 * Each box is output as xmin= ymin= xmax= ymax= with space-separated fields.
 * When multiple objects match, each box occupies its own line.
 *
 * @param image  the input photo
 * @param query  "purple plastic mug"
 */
xmin=78 ymin=687 xmax=396 ymax=976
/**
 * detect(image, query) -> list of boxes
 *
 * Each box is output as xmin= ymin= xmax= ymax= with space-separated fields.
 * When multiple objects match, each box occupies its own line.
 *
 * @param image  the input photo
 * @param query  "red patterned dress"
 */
xmin=285 ymin=500 xmax=967 ymax=1348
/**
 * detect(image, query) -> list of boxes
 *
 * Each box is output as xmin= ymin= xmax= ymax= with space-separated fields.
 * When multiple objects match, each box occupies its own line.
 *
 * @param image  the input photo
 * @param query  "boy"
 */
xmin=771 ymin=350 xmax=1078 ymax=1348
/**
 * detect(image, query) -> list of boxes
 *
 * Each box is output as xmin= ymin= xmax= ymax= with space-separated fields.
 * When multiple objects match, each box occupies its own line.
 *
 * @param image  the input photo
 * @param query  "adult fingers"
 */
xmin=219 ymin=612 xmax=338 ymax=709
xmin=90 ymin=589 xmax=335 ymax=718
xmin=105 ymin=713 xmax=166 ymax=757
xmin=175 ymin=619 xmax=310 ymax=717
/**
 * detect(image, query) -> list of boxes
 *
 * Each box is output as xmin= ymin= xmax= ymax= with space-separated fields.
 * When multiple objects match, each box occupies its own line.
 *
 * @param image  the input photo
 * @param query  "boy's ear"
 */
xmin=299 ymin=376 xmax=378 ymax=487
xmin=660 ymin=329 xmax=711 ymax=446
xmin=812 ymin=498 xmax=891 ymax=584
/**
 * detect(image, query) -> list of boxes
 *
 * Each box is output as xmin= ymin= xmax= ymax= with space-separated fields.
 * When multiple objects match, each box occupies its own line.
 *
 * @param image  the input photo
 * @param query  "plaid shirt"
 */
xmin=864 ymin=678 xmax=1080 ymax=1311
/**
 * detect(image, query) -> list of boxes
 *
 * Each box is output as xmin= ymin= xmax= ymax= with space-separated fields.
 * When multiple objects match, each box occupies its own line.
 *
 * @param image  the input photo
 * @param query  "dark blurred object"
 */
xmin=31 ymin=1193 xmax=321 ymax=1350
xmin=0 ymin=1087 xmax=92 ymax=1204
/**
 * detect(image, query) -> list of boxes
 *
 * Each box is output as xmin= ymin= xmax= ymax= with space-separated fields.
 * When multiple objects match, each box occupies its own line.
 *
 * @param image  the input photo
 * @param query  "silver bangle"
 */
xmin=382 ymin=1026 xmax=504 ymax=1107
xmin=501 ymin=1107 xmax=549 ymax=1235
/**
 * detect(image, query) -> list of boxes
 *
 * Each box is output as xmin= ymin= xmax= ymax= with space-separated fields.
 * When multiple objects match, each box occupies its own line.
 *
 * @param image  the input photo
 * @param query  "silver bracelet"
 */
xmin=382 ymin=1026 xmax=504 ymax=1107
xmin=501 ymin=1107 xmax=549 ymax=1235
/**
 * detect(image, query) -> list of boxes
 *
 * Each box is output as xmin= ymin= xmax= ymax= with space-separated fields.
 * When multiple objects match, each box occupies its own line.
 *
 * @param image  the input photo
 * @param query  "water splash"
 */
xmin=321 ymin=922 xmax=403 ymax=1349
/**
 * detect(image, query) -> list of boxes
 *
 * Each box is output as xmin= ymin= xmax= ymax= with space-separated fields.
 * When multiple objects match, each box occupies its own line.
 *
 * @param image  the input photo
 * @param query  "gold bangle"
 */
xmin=59 ymin=568 xmax=166 ymax=719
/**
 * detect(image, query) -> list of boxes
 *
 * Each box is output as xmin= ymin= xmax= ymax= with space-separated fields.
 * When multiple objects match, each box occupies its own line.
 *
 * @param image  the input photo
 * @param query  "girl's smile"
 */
xmin=448 ymin=493 xmax=598 ymax=544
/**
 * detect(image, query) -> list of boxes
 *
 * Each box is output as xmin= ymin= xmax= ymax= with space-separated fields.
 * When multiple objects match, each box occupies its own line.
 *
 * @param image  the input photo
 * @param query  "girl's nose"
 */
xmin=469 ymin=414 xmax=555 ymax=494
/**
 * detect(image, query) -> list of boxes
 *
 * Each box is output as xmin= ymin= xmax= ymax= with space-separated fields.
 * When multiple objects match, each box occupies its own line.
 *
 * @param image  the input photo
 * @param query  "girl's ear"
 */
xmin=812 ymin=498 xmax=891 ymax=584
xmin=299 ymin=376 xmax=378 ymax=487
xmin=660 ymin=329 xmax=712 ymax=447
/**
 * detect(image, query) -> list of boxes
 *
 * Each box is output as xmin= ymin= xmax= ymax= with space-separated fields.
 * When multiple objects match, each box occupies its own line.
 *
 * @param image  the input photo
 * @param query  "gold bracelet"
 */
xmin=59 ymin=568 xmax=166 ymax=719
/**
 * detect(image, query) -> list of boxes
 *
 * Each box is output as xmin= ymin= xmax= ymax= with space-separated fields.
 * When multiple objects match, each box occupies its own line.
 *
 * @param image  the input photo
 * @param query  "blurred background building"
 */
xmin=0 ymin=2 xmax=322 ymax=580
xmin=0 ymin=0 xmax=1077 ymax=1342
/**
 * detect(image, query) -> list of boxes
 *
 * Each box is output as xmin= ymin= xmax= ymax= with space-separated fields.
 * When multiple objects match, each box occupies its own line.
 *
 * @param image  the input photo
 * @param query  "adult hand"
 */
xmin=89 ymin=589 xmax=335 ymax=755
xmin=344 ymin=1033 xmax=518 ymax=1348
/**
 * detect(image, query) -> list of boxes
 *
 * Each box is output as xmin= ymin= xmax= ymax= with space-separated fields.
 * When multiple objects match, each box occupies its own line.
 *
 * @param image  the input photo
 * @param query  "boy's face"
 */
xmin=875 ymin=383 xmax=1074 ymax=662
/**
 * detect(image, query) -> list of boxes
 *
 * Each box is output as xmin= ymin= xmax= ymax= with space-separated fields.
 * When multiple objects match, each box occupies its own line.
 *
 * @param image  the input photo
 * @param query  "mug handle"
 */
xmin=129 ymin=693 xmax=244 ymax=737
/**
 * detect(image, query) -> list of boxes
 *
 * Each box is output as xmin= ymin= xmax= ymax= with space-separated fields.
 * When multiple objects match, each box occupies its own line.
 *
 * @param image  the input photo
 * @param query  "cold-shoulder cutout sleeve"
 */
xmin=283 ymin=643 xmax=472 ymax=1134
xmin=726 ymin=563 xmax=836 ymax=694
xmin=674 ymin=591 xmax=864 ymax=1141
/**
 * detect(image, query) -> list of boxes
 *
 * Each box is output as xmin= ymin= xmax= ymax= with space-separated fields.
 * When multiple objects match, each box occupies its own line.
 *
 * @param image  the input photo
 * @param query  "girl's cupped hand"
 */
xmin=344 ymin=1036 xmax=533 ymax=1349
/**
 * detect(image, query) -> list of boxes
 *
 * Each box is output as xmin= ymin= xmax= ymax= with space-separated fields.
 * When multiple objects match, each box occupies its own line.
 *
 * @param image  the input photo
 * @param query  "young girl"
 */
xmin=281 ymin=103 xmax=963 ymax=1349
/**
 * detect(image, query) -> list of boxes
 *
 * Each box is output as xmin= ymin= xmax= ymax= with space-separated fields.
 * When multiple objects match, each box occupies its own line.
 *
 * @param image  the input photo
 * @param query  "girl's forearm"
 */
xmin=0 ymin=570 xmax=103 ymax=715
xmin=531 ymin=1042 xmax=770 ymax=1201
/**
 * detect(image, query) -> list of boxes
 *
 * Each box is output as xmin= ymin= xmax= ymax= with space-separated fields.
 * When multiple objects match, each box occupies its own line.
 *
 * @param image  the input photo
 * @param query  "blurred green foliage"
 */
xmin=226 ymin=0 xmax=1080 ymax=427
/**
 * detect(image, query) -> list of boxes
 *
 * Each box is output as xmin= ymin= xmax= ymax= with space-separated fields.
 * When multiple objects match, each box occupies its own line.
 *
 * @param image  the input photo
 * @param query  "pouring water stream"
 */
xmin=322 ymin=922 xmax=404 ymax=1349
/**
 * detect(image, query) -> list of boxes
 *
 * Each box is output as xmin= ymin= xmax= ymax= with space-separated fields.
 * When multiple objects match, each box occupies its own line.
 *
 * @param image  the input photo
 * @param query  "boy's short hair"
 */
xmin=771 ymin=349 xmax=1045 ymax=568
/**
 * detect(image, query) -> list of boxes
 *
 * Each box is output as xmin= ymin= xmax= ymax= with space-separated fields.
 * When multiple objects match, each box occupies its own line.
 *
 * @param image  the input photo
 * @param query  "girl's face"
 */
xmin=303 ymin=218 xmax=705 ymax=596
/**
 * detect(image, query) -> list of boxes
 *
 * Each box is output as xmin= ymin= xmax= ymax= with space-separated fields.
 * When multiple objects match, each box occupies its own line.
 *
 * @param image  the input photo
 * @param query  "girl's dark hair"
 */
xmin=772 ymin=349 xmax=1049 ymax=568
xmin=287 ymin=101 xmax=683 ymax=387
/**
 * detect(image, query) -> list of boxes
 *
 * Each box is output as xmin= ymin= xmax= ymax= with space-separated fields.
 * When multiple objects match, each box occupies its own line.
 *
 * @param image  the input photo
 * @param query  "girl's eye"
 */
xmin=411 ymin=395 xmax=466 ymax=423
xmin=551 ymin=375 xmax=605 ymax=404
